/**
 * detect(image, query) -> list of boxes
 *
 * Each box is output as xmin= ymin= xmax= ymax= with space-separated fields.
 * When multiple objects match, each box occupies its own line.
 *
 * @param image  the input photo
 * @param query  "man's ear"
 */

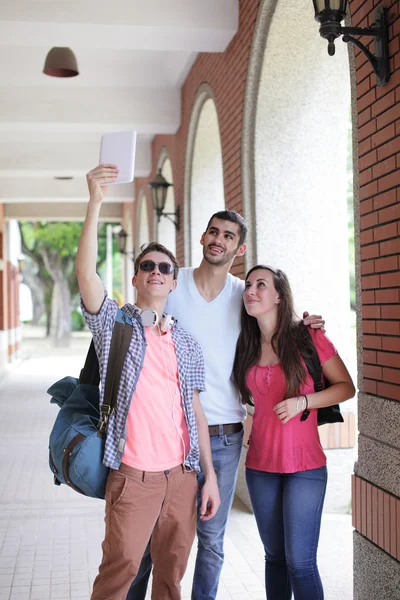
xmin=236 ymin=243 xmax=247 ymax=258
xmin=200 ymin=232 xmax=206 ymax=246
xmin=132 ymin=275 xmax=137 ymax=289
xmin=170 ymin=279 xmax=178 ymax=293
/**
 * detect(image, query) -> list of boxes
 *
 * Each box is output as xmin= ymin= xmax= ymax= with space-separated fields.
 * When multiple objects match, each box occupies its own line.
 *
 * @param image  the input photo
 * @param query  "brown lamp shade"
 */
xmin=43 ymin=47 xmax=79 ymax=78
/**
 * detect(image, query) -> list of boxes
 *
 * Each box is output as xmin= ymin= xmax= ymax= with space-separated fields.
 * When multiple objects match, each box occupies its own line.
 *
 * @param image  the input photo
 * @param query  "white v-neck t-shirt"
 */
xmin=165 ymin=267 xmax=247 ymax=425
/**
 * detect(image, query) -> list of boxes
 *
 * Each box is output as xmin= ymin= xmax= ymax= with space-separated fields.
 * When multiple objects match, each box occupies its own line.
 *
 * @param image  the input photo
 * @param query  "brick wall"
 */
xmin=349 ymin=0 xmax=400 ymax=590
xmin=134 ymin=0 xmax=261 ymax=276
xmin=350 ymin=0 xmax=400 ymax=402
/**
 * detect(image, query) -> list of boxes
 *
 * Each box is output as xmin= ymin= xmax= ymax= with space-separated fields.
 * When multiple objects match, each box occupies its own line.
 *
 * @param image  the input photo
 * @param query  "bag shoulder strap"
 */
xmin=297 ymin=325 xmax=324 ymax=393
xmin=79 ymin=340 xmax=100 ymax=386
xmin=298 ymin=324 xmax=343 ymax=426
xmin=99 ymin=308 xmax=133 ymax=433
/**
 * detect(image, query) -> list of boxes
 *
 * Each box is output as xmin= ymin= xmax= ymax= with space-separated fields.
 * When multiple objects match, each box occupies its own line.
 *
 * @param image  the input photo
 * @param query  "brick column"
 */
xmin=15 ymin=266 xmax=20 ymax=356
xmin=349 ymin=0 xmax=400 ymax=597
xmin=7 ymin=262 xmax=16 ymax=361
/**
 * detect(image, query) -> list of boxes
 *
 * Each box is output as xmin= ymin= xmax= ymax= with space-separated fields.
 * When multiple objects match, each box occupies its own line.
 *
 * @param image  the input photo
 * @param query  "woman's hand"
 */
xmin=273 ymin=396 xmax=307 ymax=424
xmin=86 ymin=164 xmax=119 ymax=203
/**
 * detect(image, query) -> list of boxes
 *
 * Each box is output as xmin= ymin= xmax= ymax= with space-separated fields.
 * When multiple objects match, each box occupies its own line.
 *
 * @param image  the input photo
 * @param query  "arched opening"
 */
xmin=240 ymin=0 xmax=356 ymax=527
xmin=185 ymin=89 xmax=225 ymax=266
xmin=157 ymin=152 xmax=176 ymax=255
xmin=123 ymin=210 xmax=134 ymax=304
xmin=254 ymin=0 xmax=354 ymax=387
xmin=136 ymin=189 xmax=150 ymax=254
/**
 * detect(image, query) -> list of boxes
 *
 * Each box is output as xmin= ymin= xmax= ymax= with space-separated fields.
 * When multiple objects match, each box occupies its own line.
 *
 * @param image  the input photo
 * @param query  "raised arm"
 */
xmin=192 ymin=391 xmax=221 ymax=520
xmin=76 ymin=164 xmax=118 ymax=313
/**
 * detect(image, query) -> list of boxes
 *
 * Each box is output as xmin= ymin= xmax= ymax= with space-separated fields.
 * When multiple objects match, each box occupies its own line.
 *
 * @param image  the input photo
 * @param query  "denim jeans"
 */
xmin=246 ymin=466 xmax=327 ymax=600
xmin=126 ymin=425 xmax=244 ymax=600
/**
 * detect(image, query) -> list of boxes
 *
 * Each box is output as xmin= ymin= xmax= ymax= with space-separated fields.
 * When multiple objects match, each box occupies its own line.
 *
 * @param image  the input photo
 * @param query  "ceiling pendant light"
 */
xmin=43 ymin=47 xmax=79 ymax=78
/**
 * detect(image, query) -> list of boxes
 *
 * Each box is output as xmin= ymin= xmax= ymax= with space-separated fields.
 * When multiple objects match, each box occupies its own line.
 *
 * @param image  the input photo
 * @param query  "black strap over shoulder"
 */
xmin=79 ymin=340 xmax=100 ymax=386
xmin=78 ymin=309 xmax=133 ymax=435
xmin=102 ymin=318 xmax=133 ymax=419
xmin=298 ymin=325 xmax=343 ymax=426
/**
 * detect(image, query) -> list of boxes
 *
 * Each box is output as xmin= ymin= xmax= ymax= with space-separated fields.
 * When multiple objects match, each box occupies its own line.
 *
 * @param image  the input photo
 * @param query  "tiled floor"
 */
xmin=0 ymin=330 xmax=353 ymax=599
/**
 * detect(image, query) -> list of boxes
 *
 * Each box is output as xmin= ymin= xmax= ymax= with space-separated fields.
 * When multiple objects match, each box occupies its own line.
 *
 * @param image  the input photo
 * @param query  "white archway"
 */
xmin=157 ymin=153 xmax=176 ymax=255
xmin=185 ymin=88 xmax=225 ymax=266
xmin=249 ymin=0 xmax=353 ymax=368
xmin=236 ymin=0 xmax=356 ymax=514
xmin=123 ymin=210 xmax=135 ymax=304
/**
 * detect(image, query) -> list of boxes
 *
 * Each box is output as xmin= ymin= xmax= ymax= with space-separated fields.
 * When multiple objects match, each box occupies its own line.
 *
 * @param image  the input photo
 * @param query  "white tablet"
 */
xmin=99 ymin=130 xmax=137 ymax=184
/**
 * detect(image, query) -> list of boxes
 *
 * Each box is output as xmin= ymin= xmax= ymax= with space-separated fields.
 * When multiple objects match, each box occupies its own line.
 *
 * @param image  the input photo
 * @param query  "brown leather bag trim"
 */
xmin=62 ymin=433 xmax=85 ymax=494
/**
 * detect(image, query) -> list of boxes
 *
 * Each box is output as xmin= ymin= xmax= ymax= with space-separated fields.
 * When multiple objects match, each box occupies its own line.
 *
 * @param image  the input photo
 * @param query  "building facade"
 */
xmin=0 ymin=1 xmax=399 ymax=596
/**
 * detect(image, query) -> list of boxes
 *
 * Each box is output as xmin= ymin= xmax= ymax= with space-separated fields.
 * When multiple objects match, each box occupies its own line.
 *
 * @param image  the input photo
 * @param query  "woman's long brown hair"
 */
xmin=232 ymin=265 xmax=316 ymax=405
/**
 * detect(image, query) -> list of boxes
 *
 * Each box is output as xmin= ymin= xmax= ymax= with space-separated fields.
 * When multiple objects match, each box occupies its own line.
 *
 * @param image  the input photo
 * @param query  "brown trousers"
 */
xmin=91 ymin=462 xmax=197 ymax=600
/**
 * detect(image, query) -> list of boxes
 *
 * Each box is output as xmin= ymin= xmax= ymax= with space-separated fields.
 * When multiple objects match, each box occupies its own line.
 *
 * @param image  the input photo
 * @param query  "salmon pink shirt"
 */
xmin=122 ymin=329 xmax=190 ymax=472
xmin=246 ymin=329 xmax=337 ymax=474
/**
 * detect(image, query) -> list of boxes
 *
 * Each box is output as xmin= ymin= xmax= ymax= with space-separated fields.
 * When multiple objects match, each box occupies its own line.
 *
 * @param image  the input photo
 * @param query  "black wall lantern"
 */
xmin=313 ymin=1 xmax=390 ymax=86
xmin=99 ymin=226 xmax=134 ymax=259
xmin=148 ymin=169 xmax=180 ymax=231
xmin=115 ymin=228 xmax=134 ymax=260
xmin=115 ymin=228 xmax=128 ymax=254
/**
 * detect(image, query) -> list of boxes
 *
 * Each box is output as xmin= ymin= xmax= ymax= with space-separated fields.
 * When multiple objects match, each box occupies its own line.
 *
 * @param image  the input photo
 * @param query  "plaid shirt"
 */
xmin=81 ymin=292 xmax=206 ymax=471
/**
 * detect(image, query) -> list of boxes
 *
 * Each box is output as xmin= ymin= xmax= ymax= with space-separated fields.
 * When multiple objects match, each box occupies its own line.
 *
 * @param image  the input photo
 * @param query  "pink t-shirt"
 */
xmin=122 ymin=329 xmax=190 ymax=471
xmin=246 ymin=329 xmax=337 ymax=474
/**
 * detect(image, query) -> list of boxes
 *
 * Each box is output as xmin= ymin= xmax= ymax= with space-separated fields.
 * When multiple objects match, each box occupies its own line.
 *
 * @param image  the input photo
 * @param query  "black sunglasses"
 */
xmin=139 ymin=260 xmax=174 ymax=275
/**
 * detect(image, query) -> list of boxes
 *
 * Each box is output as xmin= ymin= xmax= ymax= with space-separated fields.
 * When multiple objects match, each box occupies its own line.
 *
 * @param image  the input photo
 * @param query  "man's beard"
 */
xmin=203 ymin=245 xmax=238 ymax=267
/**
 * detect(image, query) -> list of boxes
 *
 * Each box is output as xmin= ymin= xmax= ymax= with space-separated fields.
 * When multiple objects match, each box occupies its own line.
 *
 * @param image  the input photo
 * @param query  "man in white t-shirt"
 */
xmin=127 ymin=210 xmax=324 ymax=600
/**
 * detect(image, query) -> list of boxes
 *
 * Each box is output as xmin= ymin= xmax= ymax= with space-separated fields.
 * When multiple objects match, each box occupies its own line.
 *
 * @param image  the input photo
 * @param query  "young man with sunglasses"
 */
xmin=76 ymin=164 xmax=220 ymax=600
xmin=128 ymin=209 xmax=325 ymax=599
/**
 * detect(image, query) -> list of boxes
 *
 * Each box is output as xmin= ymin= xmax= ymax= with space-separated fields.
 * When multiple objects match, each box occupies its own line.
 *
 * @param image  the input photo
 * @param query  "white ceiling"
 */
xmin=0 ymin=0 xmax=238 ymax=218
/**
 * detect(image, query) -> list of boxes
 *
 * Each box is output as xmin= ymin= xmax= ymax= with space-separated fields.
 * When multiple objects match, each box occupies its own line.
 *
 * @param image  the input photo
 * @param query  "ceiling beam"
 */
xmin=0 ymin=138 xmax=152 ymax=176
xmin=5 ymin=202 xmax=124 ymax=222
xmin=0 ymin=1 xmax=238 ymax=51
xmin=0 ymin=88 xmax=181 ymax=132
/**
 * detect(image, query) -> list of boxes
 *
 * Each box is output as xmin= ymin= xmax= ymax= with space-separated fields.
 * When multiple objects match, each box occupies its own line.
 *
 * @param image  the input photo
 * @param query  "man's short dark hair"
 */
xmin=205 ymin=211 xmax=248 ymax=246
xmin=134 ymin=242 xmax=179 ymax=280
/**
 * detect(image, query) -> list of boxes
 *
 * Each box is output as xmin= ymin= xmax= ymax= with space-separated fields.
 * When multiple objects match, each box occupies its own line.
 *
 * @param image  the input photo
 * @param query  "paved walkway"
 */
xmin=0 ymin=329 xmax=353 ymax=599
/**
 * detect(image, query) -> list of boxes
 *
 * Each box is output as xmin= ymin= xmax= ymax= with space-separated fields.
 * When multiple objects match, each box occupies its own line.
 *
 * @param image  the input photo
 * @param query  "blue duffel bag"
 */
xmin=47 ymin=308 xmax=133 ymax=499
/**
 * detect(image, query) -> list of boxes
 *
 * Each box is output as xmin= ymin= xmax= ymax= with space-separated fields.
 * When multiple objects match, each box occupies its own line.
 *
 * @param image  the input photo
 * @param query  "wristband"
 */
xmin=300 ymin=394 xmax=310 ymax=421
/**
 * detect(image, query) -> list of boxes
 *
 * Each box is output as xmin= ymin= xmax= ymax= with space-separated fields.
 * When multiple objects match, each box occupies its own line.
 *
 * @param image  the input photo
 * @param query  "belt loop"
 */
xmin=142 ymin=471 xmax=145 ymax=482
xmin=219 ymin=424 xmax=224 ymax=438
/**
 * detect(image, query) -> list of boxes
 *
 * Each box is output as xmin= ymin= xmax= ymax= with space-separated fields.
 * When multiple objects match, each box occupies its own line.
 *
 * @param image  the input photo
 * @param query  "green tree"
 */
xmin=19 ymin=221 xmax=114 ymax=345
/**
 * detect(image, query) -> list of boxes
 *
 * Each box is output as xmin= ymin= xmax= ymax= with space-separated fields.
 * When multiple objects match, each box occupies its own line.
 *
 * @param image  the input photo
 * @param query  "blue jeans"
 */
xmin=246 ymin=466 xmax=327 ymax=600
xmin=126 ymin=425 xmax=244 ymax=600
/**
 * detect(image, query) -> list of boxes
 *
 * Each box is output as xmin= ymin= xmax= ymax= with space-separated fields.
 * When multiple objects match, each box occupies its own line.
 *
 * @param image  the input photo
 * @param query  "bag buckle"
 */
xmin=98 ymin=405 xmax=112 ymax=434
xmin=101 ymin=405 xmax=112 ymax=417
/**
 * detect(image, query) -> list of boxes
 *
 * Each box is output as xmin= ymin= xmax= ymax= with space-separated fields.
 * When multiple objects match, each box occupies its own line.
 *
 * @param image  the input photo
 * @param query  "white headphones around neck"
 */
xmin=134 ymin=305 xmax=175 ymax=333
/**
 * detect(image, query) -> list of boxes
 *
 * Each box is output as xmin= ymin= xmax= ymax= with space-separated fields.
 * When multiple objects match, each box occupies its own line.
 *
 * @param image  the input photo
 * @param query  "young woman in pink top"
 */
xmin=232 ymin=265 xmax=355 ymax=600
